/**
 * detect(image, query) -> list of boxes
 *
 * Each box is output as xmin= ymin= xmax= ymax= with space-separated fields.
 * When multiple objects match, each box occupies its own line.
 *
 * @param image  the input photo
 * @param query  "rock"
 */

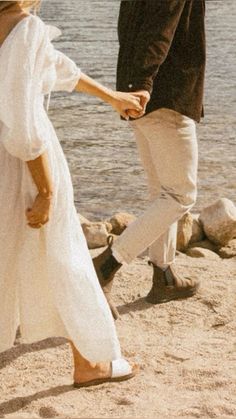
xmin=78 ymin=213 xmax=91 ymax=225
xmin=186 ymin=247 xmax=220 ymax=260
xmin=199 ymin=198 xmax=236 ymax=246
xmin=177 ymin=213 xmax=193 ymax=252
xmin=218 ymin=239 xmax=236 ymax=259
xmin=189 ymin=213 xmax=205 ymax=244
xmin=81 ymin=222 xmax=109 ymax=249
xmin=109 ymin=212 xmax=136 ymax=235
xmin=104 ymin=221 xmax=113 ymax=233
xmin=188 ymin=239 xmax=218 ymax=253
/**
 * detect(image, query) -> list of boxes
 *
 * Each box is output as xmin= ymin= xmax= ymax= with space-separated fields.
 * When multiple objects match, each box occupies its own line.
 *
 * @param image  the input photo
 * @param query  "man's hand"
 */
xmin=127 ymin=90 xmax=151 ymax=119
xmin=109 ymin=91 xmax=143 ymax=120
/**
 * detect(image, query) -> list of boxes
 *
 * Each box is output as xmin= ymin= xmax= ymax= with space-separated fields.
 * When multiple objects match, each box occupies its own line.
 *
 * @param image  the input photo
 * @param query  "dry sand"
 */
xmin=0 ymin=252 xmax=235 ymax=419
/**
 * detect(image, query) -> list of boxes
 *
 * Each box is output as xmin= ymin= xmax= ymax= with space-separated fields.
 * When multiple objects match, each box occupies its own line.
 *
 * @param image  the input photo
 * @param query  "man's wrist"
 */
xmin=133 ymin=90 xmax=151 ymax=100
xmin=127 ymin=79 xmax=153 ymax=95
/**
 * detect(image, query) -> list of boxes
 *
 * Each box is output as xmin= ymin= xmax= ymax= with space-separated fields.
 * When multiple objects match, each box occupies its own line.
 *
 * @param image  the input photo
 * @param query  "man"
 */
xmin=94 ymin=0 xmax=206 ymax=319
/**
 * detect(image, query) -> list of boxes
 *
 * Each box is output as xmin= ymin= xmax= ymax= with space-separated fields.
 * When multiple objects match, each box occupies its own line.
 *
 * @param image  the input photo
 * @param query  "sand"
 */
xmin=0 ymin=252 xmax=235 ymax=419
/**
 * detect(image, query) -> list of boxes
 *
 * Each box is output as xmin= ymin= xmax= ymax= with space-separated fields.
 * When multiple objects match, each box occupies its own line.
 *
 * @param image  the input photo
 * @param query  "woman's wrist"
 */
xmin=107 ymin=90 xmax=117 ymax=106
xmin=76 ymin=73 xmax=116 ymax=106
xmin=38 ymin=190 xmax=53 ymax=200
xmin=26 ymin=152 xmax=53 ymax=201
xmin=98 ymin=88 xmax=116 ymax=106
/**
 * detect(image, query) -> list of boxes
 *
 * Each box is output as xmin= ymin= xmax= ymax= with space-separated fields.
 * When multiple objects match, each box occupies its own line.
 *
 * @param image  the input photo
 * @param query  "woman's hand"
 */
xmin=26 ymin=193 xmax=52 ymax=229
xmin=126 ymin=90 xmax=151 ymax=119
xmin=110 ymin=91 xmax=144 ymax=120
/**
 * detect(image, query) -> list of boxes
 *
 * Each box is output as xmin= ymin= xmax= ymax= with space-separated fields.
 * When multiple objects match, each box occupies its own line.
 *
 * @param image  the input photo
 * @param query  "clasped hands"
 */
xmin=111 ymin=90 xmax=151 ymax=120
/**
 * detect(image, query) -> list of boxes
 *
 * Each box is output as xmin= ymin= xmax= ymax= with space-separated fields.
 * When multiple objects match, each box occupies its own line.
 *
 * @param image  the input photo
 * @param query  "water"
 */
xmin=41 ymin=0 xmax=236 ymax=220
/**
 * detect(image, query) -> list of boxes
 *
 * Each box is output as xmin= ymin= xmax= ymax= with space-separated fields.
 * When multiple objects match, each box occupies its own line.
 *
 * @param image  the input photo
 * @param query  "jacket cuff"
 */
xmin=127 ymin=78 xmax=153 ymax=94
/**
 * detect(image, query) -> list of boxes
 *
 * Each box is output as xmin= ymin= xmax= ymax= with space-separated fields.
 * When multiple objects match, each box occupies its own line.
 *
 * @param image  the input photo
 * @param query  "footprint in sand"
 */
xmin=39 ymin=406 xmax=59 ymax=418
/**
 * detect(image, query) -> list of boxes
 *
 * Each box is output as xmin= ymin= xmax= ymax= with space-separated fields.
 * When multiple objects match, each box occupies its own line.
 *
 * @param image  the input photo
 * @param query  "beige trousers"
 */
xmin=112 ymin=108 xmax=198 ymax=268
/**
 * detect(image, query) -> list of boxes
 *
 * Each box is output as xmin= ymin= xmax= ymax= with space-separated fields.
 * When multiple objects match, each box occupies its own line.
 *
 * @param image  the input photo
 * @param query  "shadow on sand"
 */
xmin=0 ymin=336 xmax=67 ymax=370
xmin=0 ymin=384 xmax=75 ymax=417
xmin=117 ymin=296 xmax=154 ymax=316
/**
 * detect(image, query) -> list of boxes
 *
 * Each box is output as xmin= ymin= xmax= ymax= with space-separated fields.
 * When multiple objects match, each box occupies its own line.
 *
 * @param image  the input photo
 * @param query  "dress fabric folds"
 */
xmin=0 ymin=15 xmax=121 ymax=362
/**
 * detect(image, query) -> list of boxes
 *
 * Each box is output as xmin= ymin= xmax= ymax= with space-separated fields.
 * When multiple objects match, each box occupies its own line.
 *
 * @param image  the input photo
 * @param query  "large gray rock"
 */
xmin=78 ymin=213 xmax=110 ymax=249
xmin=199 ymin=198 xmax=236 ymax=245
xmin=109 ymin=212 xmax=136 ymax=235
xmin=177 ymin=213 xmax=193 ymax=252
xmin=189 ymin=213 xmax=205 ymax=244
xmin=82 ymin=222 xmax=109 ymax=249
xmin=218 ymin=239 xmax=236 ymax=259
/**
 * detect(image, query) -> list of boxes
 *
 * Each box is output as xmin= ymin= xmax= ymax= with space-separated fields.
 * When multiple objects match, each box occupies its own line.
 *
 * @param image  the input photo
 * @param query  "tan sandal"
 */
xmin=73 ymin=358 xmax=138 ymax=388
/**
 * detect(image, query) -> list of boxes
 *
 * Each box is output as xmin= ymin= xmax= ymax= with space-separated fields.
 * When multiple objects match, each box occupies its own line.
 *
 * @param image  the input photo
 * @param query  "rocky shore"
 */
xmin=80 ymin=198 xmax=236 ymax=260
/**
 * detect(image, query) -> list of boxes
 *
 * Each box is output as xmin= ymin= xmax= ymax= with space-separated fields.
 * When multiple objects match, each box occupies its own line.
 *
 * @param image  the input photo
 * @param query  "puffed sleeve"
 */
xmin=0 ymin=16 xmax=51 ymax=161
xmin=41 ymin=25 xmax=81 ymax=94
xmin=0 ymin=17 xmax=82 ymax=161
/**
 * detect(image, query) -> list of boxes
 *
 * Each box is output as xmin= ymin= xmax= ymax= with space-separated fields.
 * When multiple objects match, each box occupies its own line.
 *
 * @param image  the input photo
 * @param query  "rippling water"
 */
xmin=41 ymin=0 xmax=236 ymax=220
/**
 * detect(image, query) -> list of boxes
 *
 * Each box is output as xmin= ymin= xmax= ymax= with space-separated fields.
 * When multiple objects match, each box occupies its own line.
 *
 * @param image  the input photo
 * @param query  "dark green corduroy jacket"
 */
xmin=116 ymin=0 xmax=206 ymax=122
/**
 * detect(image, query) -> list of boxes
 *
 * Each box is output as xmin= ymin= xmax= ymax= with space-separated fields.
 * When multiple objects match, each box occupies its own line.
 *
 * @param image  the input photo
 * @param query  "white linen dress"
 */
xmin=0 ymin=14 xmax=121 ymax=362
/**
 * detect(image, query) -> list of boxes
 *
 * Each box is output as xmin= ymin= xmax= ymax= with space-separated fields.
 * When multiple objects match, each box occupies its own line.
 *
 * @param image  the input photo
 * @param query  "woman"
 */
xmin=0 ymin=0 xmax=142 ymax=387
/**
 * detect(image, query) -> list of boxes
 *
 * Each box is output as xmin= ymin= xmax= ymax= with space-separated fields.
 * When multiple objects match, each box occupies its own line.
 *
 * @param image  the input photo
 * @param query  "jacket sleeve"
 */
xmin=130 ymin=0 xmax=187 ymax=93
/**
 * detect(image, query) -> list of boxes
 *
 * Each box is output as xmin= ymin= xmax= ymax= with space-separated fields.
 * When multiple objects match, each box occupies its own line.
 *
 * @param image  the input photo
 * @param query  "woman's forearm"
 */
xmin=26 ymin=152 xmax=53 ymax=199
xmin=75 ymin=73 xmax=116 ymax=105
xmin=75 ymin=72 xmax=143 ymax=119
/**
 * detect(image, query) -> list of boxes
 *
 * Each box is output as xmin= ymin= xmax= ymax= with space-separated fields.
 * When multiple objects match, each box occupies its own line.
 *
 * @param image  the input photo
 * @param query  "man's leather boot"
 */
xmin=93 ymin=236 xmax=122 ymax=320
xmin=146 ymin=262 xmax=200 ymax=304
